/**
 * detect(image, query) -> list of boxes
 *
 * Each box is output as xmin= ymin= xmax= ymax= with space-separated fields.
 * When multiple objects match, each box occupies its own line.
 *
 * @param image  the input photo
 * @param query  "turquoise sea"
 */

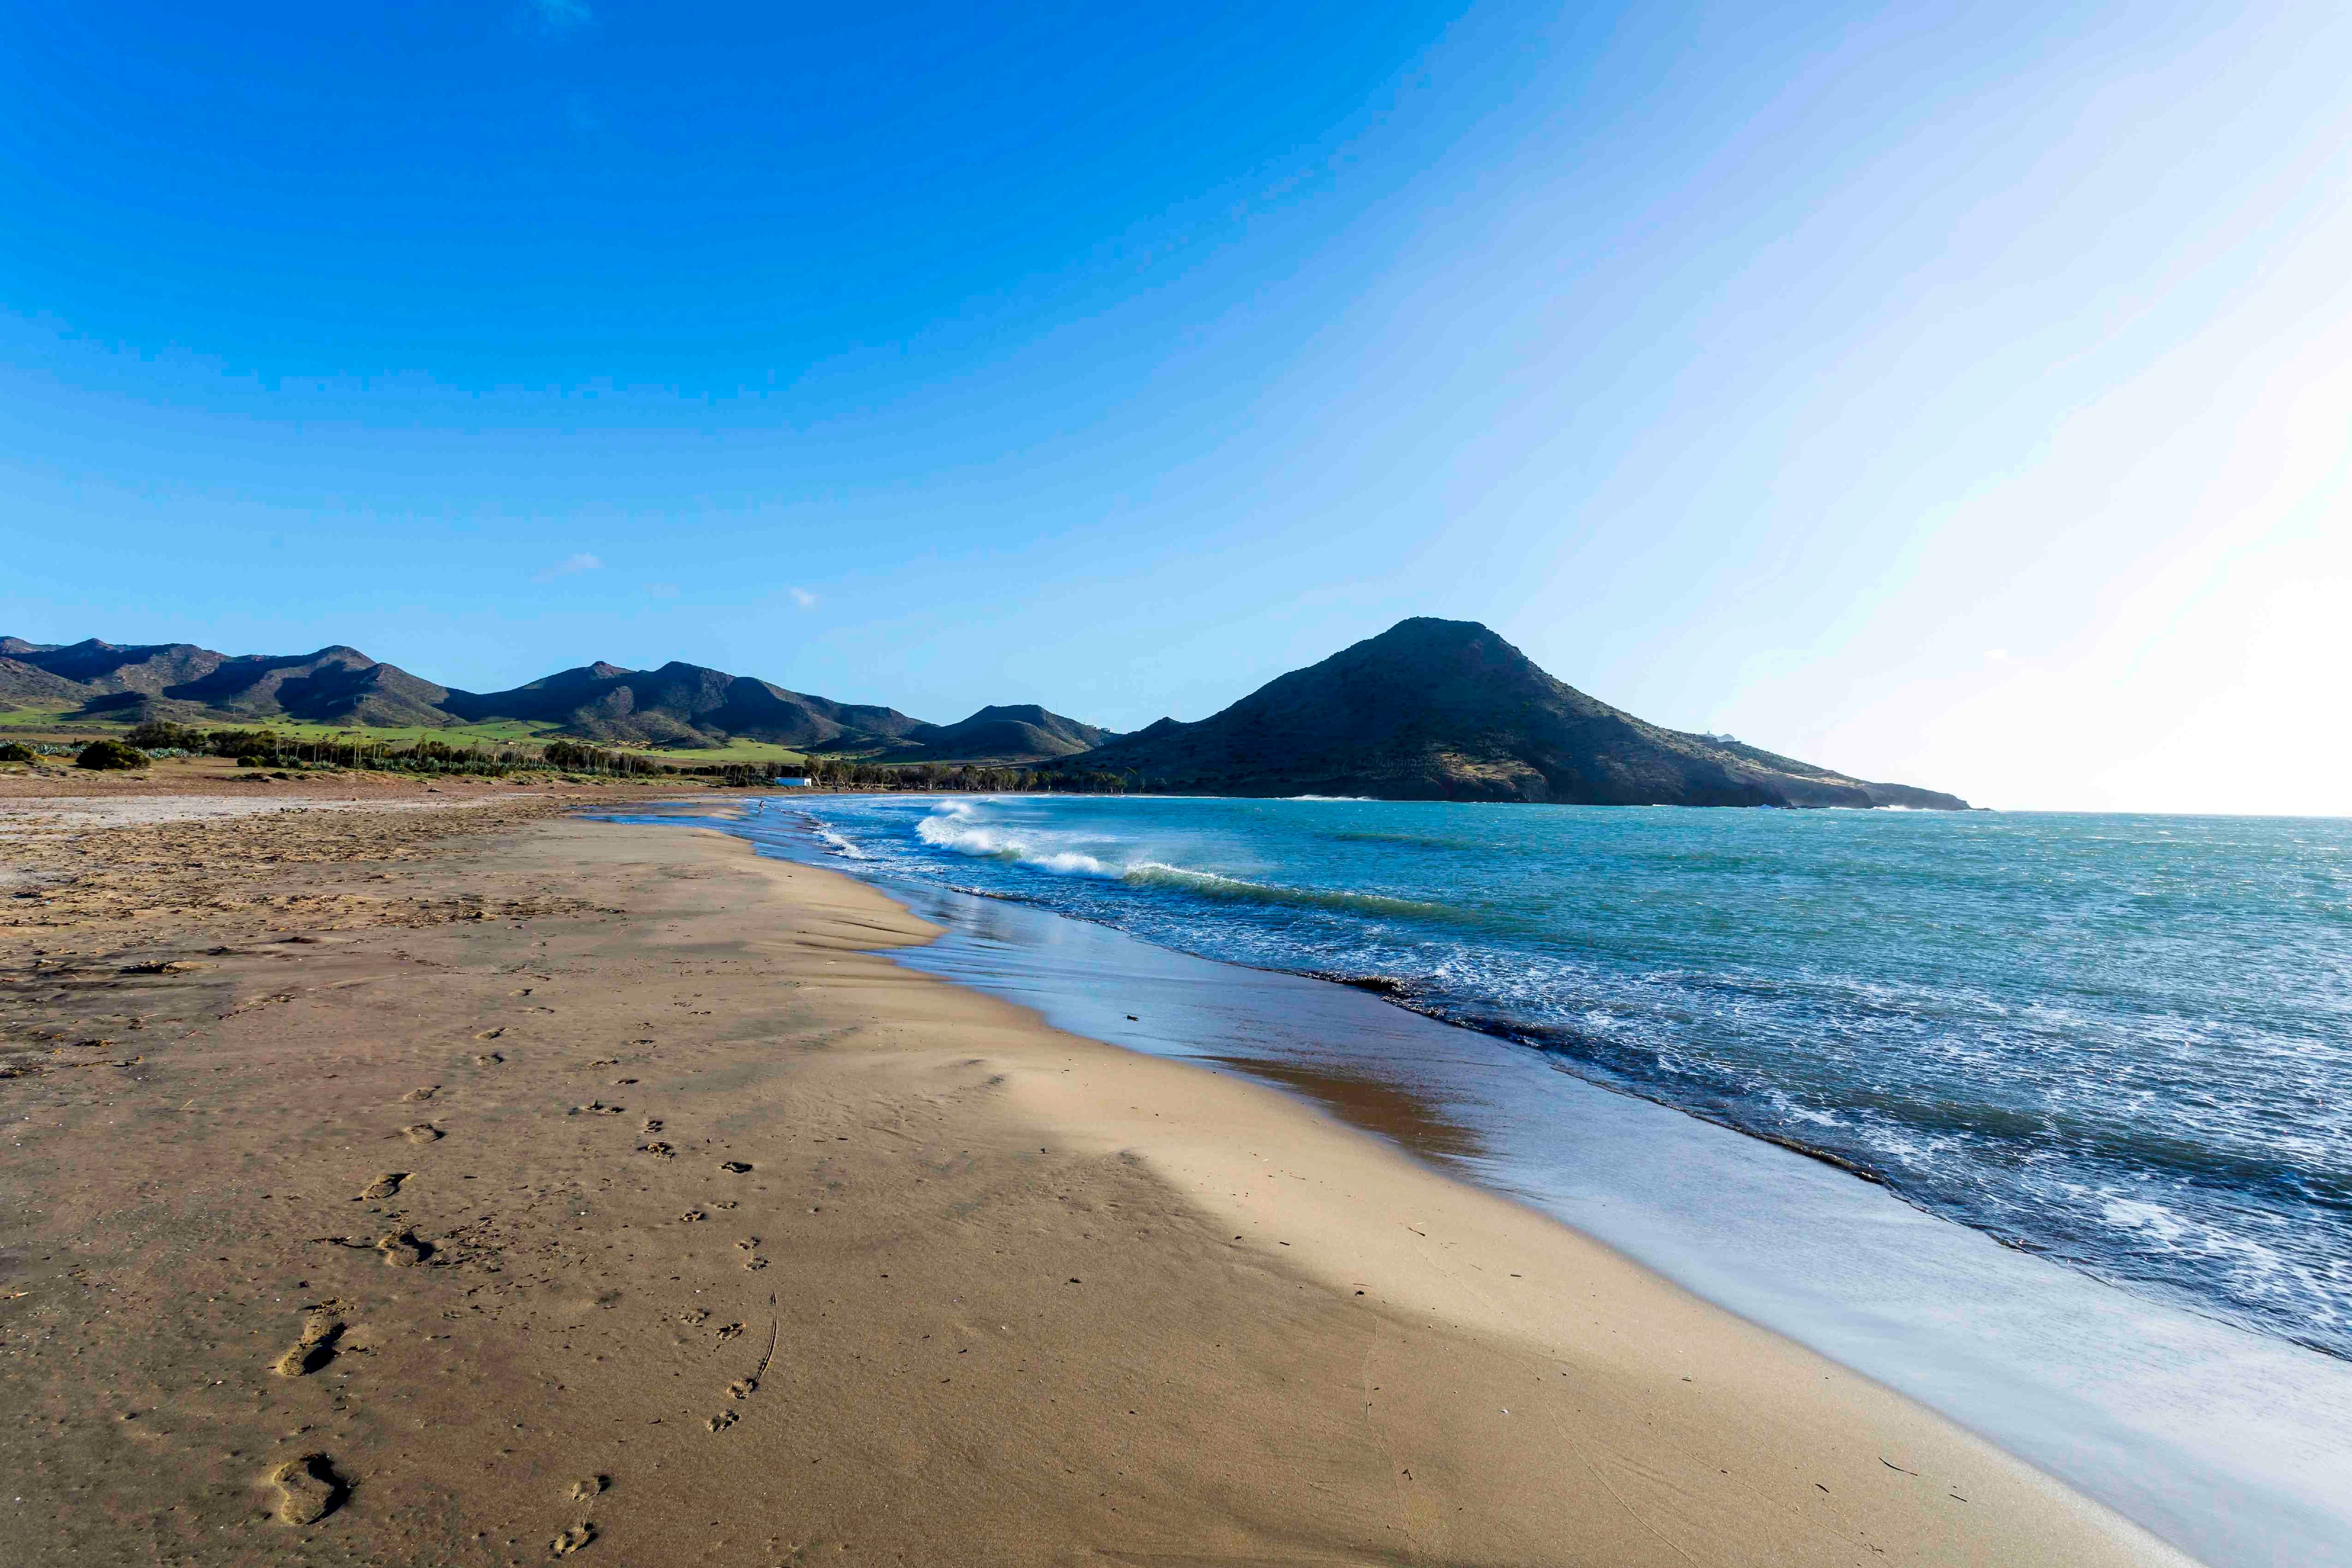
xmin=667 ymin=793 xmax=2352 ymax=1566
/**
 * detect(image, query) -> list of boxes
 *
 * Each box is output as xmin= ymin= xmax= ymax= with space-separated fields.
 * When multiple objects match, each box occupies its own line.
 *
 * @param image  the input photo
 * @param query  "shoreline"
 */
xmin=715 ymin=800 xmax=2352 ymax=1568
xmin=664 ymin=812 xmax=2196 ymax=1563
xmin=0 ymin=792 xmax=2188 ymax=1564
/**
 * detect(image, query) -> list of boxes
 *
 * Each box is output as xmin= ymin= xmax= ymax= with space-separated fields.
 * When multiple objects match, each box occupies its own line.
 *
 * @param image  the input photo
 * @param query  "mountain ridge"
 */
xmin=0 ymin=636 xmax=1112 ymax=761
xmin=1 ymin=622 xmax=1967 ymax=807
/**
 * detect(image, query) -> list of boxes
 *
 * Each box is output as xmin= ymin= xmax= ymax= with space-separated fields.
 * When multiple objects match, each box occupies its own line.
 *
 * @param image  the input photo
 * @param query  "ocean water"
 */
xmin=776 ymin=794 xmax=2352 ymax=1361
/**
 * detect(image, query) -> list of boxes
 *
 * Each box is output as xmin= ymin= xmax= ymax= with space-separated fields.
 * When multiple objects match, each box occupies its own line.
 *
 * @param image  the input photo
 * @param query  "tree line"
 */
xmin=800 ymin=758 xmax=1142 ymax=793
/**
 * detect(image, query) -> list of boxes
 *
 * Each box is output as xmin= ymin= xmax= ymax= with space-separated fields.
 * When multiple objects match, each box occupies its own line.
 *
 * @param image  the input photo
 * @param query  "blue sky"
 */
xmin=6 ymin=1 xmax=2349 ymax=811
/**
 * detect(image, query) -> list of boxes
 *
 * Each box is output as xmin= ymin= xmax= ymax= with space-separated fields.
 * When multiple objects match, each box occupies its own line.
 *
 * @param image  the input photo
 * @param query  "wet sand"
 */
xmin=0 ymin=783 xmax=2193 ymax=1565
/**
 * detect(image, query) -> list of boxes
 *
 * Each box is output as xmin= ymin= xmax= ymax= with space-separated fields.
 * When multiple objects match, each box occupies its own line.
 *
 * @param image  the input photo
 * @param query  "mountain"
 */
xmin=440 ymin=662 xmax=930 ymax=751
xmin=1055 ymin=618 xmax=1969 ymax=809
xmin=890 ymin=704 xmax=1120 ymax=763
xmin=166 ymin=647 xmax=455 ymax=727
xmin=0 ymin=638 xmax=453 ymax=727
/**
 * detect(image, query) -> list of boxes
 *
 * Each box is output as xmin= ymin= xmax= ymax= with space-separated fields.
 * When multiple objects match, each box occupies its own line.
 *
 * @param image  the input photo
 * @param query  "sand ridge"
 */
xmin=0 ymin=796 xmax=2195 ymax=1565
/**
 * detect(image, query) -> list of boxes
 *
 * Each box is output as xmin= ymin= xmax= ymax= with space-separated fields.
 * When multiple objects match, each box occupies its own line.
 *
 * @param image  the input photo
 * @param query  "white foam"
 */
xmin=914 ymin=804 xmax=1117 ymax=877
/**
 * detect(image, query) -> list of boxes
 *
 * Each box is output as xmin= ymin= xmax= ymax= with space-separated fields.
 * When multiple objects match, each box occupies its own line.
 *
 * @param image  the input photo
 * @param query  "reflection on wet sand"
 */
xmin=1205 ymin=1053 xmax=1483 ymax=1165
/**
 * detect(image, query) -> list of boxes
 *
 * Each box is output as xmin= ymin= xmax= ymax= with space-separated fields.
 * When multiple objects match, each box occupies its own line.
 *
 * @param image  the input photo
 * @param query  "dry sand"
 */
xmin=0 ymin=778 xmax=2195 ymax=1566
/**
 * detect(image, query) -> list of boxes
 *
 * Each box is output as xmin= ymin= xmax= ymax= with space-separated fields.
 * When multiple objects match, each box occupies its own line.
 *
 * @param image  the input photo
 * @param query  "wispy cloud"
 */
xmin=536 ymin=552 xmax=603 ymax=582
xmin=789 ymin=587 xmax=819 ymax=609
xmin=531 ymin=0 xmax=593 ymax=31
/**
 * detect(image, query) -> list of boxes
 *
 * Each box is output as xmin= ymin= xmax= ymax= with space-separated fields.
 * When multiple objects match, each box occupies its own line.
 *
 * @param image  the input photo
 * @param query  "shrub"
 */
xmin=0 ymin=741 xmax=34 ymax=763
xmin=126 ymin=720 xmax=206 ymax=751
xmin=75 ymin=738 xmax=150 ymax=771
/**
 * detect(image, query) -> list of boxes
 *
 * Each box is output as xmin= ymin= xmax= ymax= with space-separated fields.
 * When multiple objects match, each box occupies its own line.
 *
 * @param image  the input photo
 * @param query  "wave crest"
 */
xmin=915 ymin=806 xmax=1115 ymax=876
xmin=1121 ymin=861 xmax=1452 ymax=921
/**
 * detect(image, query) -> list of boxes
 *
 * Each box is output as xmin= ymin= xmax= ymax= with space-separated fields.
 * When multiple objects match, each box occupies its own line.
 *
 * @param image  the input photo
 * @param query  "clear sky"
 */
xmin=5 ymin=1 xmax=2348 ymax=813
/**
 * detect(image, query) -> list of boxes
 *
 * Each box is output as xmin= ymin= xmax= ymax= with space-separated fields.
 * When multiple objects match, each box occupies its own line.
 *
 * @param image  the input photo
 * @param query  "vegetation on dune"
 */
xmin=88 ymin=720 xmax=1141 ymax=791
xmin=0 ymin=740 xmax=35 ymax=763
xmin=75 ymin=738 xmax=151 ymax=770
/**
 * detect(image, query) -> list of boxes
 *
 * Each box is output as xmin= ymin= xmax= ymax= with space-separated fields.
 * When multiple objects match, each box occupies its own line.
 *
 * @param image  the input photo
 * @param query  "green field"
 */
xmin=0 ymin=707 xmax=810 ymax=765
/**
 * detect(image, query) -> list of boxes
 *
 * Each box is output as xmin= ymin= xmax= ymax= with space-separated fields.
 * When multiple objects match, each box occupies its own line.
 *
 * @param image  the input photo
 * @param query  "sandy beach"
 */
xmin=0 ymin=776 xmax=2193 ymax=1566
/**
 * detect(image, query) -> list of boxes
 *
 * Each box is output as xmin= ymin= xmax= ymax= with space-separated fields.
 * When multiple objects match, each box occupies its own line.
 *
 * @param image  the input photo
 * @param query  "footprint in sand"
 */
xmin=638 ymin=1141 xmax=675 ymax=1159
xmin=570 ymin=1102 xmax=624 ymax=1116
xmin=641 ymin=1118 xmax=663 ymax=1134
xmin=567 ymin=1476 xmax=607 ymax=1503
xmin=704 ymin=1410 xmax=738 ymax=1433
xmin=715 ymin=1322 xmax=745 ymax=1343
xmin=402 ymin=1086 xmax=438 ymax=1102
xmin=717 ymin=1161 xmax=751 ymax=1174
xmin=551 ymin=1522 xmax=596 ymax=1555
xmin=376 ymin=1230 xmax=430 ymax=1267
xmin=401 ymin=1124 xmax=443 ymax=1144
xmin=679 ymin=1210 xmax=707 ymax=1223
xmin=728 ymin=1377 xmax=757 ymax=1400
xmin=272 ymin=1308 xmax=345 ymax=1376
xmin=359 ymin=1172 xmax=407 ymax=1200
xmin=474 ymin=1052 xmax=504 ymax=1066
xmin=476 ymin=1028 xmax=506 ymax=1041
xmin=266 ymin=1453 xmax=346 ymax=1525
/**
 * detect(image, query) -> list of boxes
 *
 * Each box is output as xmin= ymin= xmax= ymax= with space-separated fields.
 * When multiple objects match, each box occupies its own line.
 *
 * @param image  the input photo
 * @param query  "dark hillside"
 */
xmin=443 ymin=662 xmax=930 ymax=750
xmin=1058 ymin=618 xmax=1969 ymax=809
xmin=890 ymin=704 xmax=1120 ymax=763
